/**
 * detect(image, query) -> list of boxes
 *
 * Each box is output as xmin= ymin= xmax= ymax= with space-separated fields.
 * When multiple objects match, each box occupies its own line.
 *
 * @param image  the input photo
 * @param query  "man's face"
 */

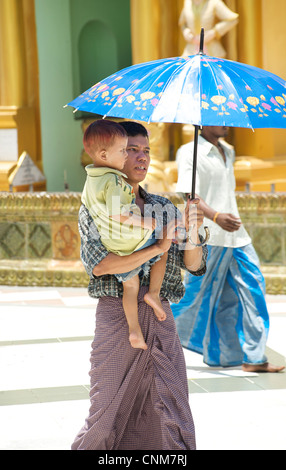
xmin=123 ymin=134 xmax=151 ymax=185
xmin=207 ymin=126 xmax=229 ymax=139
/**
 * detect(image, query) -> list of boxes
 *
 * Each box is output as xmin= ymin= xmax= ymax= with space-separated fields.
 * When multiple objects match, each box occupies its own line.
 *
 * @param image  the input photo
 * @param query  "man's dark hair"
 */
xmin=119 ymin=121 xmax=149 ymax=138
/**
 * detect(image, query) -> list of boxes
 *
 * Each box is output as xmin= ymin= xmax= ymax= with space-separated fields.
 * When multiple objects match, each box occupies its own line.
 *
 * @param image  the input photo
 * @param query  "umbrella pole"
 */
xmin=191 ymin=125 xmax=199 ymax=200
xmin=188 ymin=127 xmax=210 ymax=247
xmin=187 ymin=28 xmax=210 ymax=247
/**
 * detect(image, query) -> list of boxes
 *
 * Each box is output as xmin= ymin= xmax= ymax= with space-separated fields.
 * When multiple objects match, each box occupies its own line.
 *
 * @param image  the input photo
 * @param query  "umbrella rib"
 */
xmin=178 ymin=58 xmax=201 ymax=125
xmin=137 ymin=58 xmax=195 ymax=123
xmin=222 ymin=62 xmax=255 ymax=129
xmin=204 ymin=58 xmax=228 ymax=125
xmin=105 ymin=59 xmax=186 ymax=121
xmin=87 ymin=61 xmax=154 ymax=119
xmin=149 ymin=58 xmax=195 ymax=123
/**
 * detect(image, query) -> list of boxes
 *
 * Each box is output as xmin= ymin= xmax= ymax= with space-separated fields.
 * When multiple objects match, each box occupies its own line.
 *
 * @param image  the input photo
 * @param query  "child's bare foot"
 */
xmin=144 ymin=292 xmax=166 ymax=321
xmin=129 ymin=330 xmax=148 ymax=350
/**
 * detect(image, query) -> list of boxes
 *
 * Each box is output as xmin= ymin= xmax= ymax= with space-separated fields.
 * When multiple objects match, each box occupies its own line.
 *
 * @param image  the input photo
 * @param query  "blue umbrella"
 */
xmin=67 ymin=34 xmax=286 ymax=130
xmin=66 ymin=29 xmax=286 ymax=244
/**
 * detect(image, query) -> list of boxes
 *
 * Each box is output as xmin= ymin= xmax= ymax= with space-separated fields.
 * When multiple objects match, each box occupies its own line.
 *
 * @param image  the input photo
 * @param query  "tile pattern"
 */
xmin=236 ymin=193 xmax=286 ymax=268
xmin=28 ymin=224 xmax=52 ymax=259
xmin=0 ymin=223 xmax=26 ymax=259
xmin=0 ymin=222 xmax=79 ymax=261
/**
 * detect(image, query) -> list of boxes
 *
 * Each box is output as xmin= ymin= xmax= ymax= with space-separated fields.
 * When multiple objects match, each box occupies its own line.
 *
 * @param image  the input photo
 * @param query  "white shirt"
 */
xmin=176 ymin=135 xmax=251 ymax=248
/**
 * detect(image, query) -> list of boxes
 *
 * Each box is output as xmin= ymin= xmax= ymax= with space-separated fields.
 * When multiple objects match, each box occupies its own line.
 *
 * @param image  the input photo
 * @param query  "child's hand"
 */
xmin=156 ymin=219 xmax=178 ymax=253
xmin=144 ymin=217 xmax=156 ymax=231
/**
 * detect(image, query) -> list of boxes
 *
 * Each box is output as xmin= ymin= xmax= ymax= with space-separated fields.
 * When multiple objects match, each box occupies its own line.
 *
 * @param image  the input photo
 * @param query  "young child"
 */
xmin=81 ymin=119 xmax=169 ymax=350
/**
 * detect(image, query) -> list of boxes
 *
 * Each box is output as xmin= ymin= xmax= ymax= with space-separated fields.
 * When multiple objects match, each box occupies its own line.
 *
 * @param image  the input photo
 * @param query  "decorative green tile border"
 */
xmin=0 ymin=192 xmax=285 ymax=292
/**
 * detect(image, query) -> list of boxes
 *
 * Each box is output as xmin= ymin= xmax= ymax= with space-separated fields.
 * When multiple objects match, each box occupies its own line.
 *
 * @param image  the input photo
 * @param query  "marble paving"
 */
xmin=0 ymin=287 xmax=285 ymax=450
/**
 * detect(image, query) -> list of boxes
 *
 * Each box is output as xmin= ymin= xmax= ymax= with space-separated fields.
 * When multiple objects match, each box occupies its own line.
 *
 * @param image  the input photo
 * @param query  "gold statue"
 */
xmin=178 ymin=0 xmax=239 ymax=158
xmin=179 ymin=0 xmax=239 ymax=58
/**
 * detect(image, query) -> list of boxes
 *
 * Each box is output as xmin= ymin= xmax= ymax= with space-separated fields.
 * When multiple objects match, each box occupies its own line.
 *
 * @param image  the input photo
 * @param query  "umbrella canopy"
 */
xmin=66 ymin=29 xmax=286 ymax=245
xmin=67 ymin=54 xmax=286 ymax=130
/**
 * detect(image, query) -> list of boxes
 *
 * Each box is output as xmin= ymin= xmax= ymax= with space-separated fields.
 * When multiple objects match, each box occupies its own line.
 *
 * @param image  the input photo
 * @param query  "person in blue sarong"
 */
xmin=172 ymin=125 xmax=285 ymax=373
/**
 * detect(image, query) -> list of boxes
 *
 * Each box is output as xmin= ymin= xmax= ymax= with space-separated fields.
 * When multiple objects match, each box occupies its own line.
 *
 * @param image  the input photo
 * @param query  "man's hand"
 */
xmin=185 ymin=198 xmax=204 ymax=233
xmin=216 ymin=213 xmax=241 ymax=232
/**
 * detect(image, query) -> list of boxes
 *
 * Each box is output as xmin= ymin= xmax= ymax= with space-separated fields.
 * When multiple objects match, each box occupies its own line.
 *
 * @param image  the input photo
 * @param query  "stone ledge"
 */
xmin=261 ymin=266 xmax=286 ymax=295
xmin=0 ymin=191 xmax=81 ymax=221
xmin=0 ymin=260 xmax=89 ymax=288
xmin=0 ymin=259 xmax=284 ymax=295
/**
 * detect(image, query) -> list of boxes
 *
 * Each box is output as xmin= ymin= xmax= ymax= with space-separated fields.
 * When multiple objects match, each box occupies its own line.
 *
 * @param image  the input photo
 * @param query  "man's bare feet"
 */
xmin=144 ymin=292 xmax=166 ymax=321
xmin=242 ymin=362 xmax=285 ymax=373
xmin=129 ymin=330 xmax=148 ymax=350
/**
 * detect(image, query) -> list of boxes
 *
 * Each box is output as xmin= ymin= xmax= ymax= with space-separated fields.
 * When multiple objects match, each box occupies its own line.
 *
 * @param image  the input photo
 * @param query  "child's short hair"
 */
xmin=83 ymin=119 xmax=127 ymax=156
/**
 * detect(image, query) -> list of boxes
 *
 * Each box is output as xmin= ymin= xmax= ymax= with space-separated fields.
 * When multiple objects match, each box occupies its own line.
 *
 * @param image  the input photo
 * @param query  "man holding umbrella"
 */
xmin=72 ymin=121 xmax=207 ymax=450
xmin=172 ymin=125 xmax=285 ymax=373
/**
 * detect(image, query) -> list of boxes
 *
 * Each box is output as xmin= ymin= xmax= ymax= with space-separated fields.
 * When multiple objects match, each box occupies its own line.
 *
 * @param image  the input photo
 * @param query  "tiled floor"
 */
xmin=0 ymin=286 xmax=285 ymax=450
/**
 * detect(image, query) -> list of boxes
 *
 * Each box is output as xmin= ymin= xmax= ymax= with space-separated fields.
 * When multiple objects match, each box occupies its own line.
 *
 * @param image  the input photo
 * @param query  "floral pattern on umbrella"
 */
xmin=68 ymin=55 xmax=286 ymax=129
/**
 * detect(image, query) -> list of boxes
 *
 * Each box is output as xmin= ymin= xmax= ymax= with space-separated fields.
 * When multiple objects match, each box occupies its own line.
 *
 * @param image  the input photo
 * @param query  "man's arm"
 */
xmin=188 ymin=193 xmax=242 ymax=233
xmin=92 ymin=244 xmax=162 ymax=277
xmin=183 ymin=238 xmax=204 ymax=272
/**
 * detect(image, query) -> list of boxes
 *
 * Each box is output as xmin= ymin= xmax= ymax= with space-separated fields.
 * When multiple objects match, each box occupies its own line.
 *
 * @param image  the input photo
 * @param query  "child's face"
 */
xmin=102 ymin=136 xmax=128 ymax=171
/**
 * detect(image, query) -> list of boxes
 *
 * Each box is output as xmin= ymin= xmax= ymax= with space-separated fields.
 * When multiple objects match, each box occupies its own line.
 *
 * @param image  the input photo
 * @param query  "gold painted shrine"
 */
xmin=0 ymin=191 xmax=285 ymax=294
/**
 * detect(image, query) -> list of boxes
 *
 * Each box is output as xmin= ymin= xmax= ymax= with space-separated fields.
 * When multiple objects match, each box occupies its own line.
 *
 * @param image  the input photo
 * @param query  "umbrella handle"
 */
xmin=188 ymin=225 xmax=210 ymax=247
